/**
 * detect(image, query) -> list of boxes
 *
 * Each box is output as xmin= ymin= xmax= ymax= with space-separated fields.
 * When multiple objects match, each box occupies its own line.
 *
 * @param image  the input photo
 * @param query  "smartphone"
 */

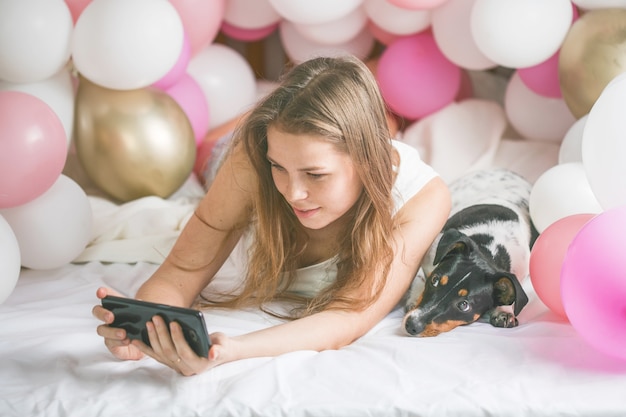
xmin=101 ymin=295 xmax=211 ymax=358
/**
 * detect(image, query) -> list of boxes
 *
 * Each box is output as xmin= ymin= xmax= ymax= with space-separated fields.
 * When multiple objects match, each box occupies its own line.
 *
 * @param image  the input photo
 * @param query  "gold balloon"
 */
xmin=74 ymin=77 xmax=196 ymax=202
xmin=559 ymin=8 xmax=626 ymax=119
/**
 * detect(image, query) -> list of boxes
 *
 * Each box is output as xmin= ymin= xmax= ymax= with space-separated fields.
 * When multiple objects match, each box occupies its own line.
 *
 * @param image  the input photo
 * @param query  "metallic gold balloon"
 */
xmin=74 ymin=77 xmax=196 ymax=202
xmin=559 ymin=9 xmax=626 ymax=119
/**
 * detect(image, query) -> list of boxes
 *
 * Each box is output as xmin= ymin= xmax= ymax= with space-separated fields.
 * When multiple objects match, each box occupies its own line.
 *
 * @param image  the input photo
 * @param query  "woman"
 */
xmin=93 ymin=55 xmax=451 ymax=376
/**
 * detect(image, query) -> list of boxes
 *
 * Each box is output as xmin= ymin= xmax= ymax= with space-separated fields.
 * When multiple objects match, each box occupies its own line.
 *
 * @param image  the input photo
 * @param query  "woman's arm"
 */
xmin=144 ymin=176 xmax=450 ymax=375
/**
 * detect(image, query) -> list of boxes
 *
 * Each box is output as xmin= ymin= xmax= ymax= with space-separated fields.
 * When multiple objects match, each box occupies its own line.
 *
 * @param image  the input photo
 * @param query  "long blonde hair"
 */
xmin=204 ymin=55 xmax=396 ymax=317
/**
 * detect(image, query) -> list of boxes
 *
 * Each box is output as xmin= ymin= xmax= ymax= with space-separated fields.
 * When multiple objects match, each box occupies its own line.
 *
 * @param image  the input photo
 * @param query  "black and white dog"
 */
xmin=403 ymin=169 xmax=537 ymax=337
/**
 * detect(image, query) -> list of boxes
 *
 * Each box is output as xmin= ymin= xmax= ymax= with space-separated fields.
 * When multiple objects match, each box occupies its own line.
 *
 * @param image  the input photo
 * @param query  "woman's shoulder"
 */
xmin=390 ymin=139 xmax=439 ymax=212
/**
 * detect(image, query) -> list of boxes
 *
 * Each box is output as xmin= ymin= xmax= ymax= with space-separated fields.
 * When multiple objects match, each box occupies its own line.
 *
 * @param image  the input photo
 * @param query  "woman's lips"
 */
xmin=292 ymin=206 xmax=320 ymax=219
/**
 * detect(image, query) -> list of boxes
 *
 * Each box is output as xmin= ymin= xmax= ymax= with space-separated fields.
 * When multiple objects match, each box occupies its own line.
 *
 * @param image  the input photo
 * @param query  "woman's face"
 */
xmin=266 ymin=126 xmax=364 ymax=231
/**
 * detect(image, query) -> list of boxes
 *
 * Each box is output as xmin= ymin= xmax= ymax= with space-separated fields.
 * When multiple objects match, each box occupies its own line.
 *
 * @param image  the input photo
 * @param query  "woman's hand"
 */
xmin=131 ymin=317 xmax=231 ymax=376
xmin=93 ymin=287 xmax=145 ymax=361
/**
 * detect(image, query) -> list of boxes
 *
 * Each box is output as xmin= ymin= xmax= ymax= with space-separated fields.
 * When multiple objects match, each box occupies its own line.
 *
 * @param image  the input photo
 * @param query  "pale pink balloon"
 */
xmin=160 ymin=73 xmax=210 ymax=146
xmin=529 ymin=213 xmax=595 ymax=320
xmin=169 ymin=0 xmax=225 ymax=56
xmin=0 ymin=91 xmax=67 ymax=208
xmin=152 ymin=32 xmax=191 ymax=90
xmin=388 ymin=0 xmax=449 ymax=9
xmin=221 ymin=21 xmax=279 ymax=42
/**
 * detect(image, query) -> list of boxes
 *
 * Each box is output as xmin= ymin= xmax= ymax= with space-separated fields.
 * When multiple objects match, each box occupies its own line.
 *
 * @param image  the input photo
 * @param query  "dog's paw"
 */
xmin=489 ymin=310 xmax=519 ymax=328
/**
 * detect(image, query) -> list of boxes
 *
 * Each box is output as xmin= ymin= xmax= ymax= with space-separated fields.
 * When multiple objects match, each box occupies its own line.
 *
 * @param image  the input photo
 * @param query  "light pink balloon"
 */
xmin=377 ymin=32 xmax=461 ymax=120
xmin=561 ymin=206 xmax=626 ymax=361
xmin=221 ymin=21 xmax=279 ymax=42
xmin=529 ymin=213 xmax=595 ymax=320
xmin=0 ymin=91 xmax=67 ymax=208
xmin=152 ymin=32 xmax=191 ymax=90
xmin=388 ymin=0 xmax=449 ymax=9
xmin=160 ymin=73 xmax=210 ymax=146
xmin=169 ymin=0 xmax=225 ymax=56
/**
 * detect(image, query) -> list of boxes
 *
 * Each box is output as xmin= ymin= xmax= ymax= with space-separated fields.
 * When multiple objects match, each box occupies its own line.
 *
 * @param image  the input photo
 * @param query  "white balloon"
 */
xmin=364 ymin=0 xmax=431 ymax=36
xmin=572 ymin=0 xmax=626 ymax=9
xmin=529 ymin=162 xmax=603 ymax=233
xmin=471 ymin=0 xmax=573 ymax=68
xmin=0 ymin=0 xmax=73 ymax=83
xmin=0 ymin=68 xmax=75 ymax=146
xmin=559 ymin=115 xmax=587 ymax=164
xmin=224 ymin=0 xmax=282 ymax=30
xmin=0 ymin=175 xmax=92 ymax=270
xmin=187 ymin=44 xmax=257 ymax=129
xmin=268 ymin=0 xmax=363 ymax=25
xmin=582 ymin=72 xmax=626 ymax=210
xmin=293 ymin=7 xmax=368 ymax=46
xmin=72 ymin=0 xmax=184 ymax=90
xmin=279 ymin=20 xmax=375 ymax=64
xmin=0 ymin=214 xmax=20 ymax=305
xmin=432 ymin=0 xmax=496 ymax=70
xmin=504 ymin=72 xmax=576 ymax=142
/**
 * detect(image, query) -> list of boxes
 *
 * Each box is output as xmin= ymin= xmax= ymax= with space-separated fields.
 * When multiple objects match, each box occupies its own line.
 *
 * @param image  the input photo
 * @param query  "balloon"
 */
xmin=0 ymin=91 xmax=67 ymax=208
xmin=74 ymin=77 xmax=196 ymax=202
xmin=187 ymin=44 xmax=257 ymax=129
xmin=561 ymin=206 xmax=626 ymax=361
xmin=0 ymin=214 xmax=20 ymax=305
xmin=72 ymin=0 xmax=184 ymax=90
xmin=431 ymin=0 xmax=496 ymax=71
xmin=559 ymin=8 xmax=626 ymax=118
xmin=529 ymin=213 xmax=595 ymax=319
xmin=364 ymin=0 xmax=431 ymax=36
xmin=169 ymin=0 xmax=224 ymax=57
xmin=224 ymin=0 xmax=281 ymax=30
xmin=559 ymin=115 xmax=587 ymax=164
xmin=504 ymin=72 xmax=576 ymax=142
xmin=377 ymin=32 xmax=461 ymax=120
xmin=64 ymin=0 xmax=91 ymax=23
xmin=0 ymin=68 xmax=75 ymax=146
xmin=366 ymin=20 xmax=401 ymax=46
xmin=0 ymin=0 xmax=72 ymax=83
xmin=572 ymin=0 xmax=626 ymax=9
xmin=581 ymin=71 xmax=626 ymax=210
xmin=292 ymin=7 xmax=367 ymax=45
xmin=152 ymin=32 xmax=191 ymax=90
xmin=388 ymin=0 xmax=448 ymax=9
xmin=518 ymin=52 xmax=562 ymax=98
xmin=279 ymin=20 xmax=375 ymax=65
xmin=221 ymin=21 xmax=279 ymax=42
xmin=529 ymin=163 xmax=602 ymax=233
xmin=268 ymin=0 xmax=363 ymax=25
xmin=0 ymin=175 xmax=92 ymax=270
xmin=471 ymin=0 xmax=573 ymax=68
xmin=160 ymin=73 xmax=210 ymax=146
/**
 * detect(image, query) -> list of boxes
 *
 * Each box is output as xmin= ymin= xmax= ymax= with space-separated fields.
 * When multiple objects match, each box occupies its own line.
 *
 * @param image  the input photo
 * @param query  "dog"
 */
xmin=403 ymin=169 xmax=537 ymax=337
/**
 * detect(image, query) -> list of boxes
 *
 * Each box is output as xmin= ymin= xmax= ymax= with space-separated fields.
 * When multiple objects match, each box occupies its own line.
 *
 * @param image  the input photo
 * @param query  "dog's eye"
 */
xmin=457 ymin=300 xmax=470 ymax=312
xmin=431 ymin=276 xmax=439 ymax=287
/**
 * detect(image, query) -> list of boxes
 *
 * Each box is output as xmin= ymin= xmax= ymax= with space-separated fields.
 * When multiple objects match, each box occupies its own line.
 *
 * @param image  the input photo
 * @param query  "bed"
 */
xmin=3 ymin=91 xmax=626 ymax=417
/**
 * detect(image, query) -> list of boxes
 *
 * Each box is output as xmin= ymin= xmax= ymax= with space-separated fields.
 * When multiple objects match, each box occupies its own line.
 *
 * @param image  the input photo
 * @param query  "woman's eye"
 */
xmin=307 ymin=172 xmax=325 ymax=179
xmin=457 ymin=300 xmax=470 ymax=312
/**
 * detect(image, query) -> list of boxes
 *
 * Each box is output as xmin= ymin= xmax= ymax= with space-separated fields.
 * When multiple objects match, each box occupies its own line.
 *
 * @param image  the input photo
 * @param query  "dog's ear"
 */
xmin=433 ymin=229 xmax=473 ymax=265
xmin=492 ymin=273 xmax=529 ymax=315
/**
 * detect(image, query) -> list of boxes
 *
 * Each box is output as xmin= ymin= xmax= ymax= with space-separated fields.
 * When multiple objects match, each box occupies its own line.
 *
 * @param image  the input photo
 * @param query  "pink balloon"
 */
xmin=0 ymin=91 xmax=67 ymax=208
xmin=388 ymin=0 xmax=449 ymax=9
xmin=152 ymin=32 xmax=191 ymax=90
xmin=561 ymin=206 xmax=626 ymax=361
xmin=529 ymin=213 xmax=595 ymax=319
xmin=160 ymin=73 xmax=210 ymax=146
xmin=518 ymin=51 xmax=562 ymax=98
xmin=377 ymin=31 xmax=461 ymax=120
xmin=64 ymin=0 xmax=91 ymax=23
xmin=366 ymin=20 xmax=401 ymax=45
xmin=221 ymin=21 xmax=279 ymax=42
xmin=169 ymin=0 xmax=225 ymax=56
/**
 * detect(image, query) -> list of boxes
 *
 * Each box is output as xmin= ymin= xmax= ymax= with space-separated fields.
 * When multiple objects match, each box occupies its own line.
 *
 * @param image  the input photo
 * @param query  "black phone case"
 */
xmin=101 ymin=295 xmax=211 ymax=358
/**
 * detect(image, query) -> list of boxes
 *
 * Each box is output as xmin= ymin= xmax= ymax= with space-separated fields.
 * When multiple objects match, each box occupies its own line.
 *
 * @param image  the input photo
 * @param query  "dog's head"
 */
xmin=404 ymin=228 xmax=529 ymax=337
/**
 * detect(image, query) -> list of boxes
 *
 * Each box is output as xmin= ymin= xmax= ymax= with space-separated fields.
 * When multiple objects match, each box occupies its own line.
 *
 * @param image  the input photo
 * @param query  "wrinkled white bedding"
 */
xmin=2 ymin=97 xmax=626 ymax=417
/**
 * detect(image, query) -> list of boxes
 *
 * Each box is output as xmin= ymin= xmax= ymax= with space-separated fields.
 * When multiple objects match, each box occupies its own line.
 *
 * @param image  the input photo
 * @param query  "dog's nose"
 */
xmin=404 ymin=316 xmax=425 ymax=336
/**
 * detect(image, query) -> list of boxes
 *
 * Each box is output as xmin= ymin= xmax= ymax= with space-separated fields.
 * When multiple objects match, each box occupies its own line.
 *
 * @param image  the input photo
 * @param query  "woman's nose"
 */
xmin=285 ymin=177 xmax=307 ymax=201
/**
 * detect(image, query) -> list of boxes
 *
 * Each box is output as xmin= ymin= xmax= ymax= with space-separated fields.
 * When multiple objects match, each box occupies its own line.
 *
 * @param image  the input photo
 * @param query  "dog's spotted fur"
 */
xmin=403 ymin=169 xmax=537 ymax=337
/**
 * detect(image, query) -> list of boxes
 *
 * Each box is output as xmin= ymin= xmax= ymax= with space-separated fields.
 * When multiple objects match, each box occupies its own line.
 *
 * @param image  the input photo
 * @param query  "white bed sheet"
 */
xmin=2 ymin=262 xmax=626 ymax=417
xmin=2 ymin=96 xmax=626 ymax=417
